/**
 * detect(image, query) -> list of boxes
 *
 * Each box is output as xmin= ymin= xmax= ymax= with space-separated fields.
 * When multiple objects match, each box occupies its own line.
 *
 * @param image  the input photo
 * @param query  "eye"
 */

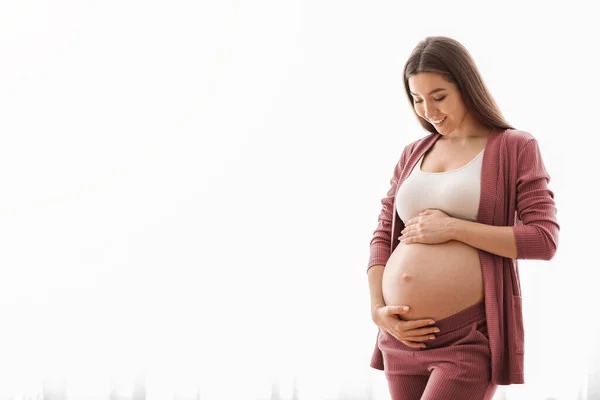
xmin=414 ymin=96 xmax=446 ymax=104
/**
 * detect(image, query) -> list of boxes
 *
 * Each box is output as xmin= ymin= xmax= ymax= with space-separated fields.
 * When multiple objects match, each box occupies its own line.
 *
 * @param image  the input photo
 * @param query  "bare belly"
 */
xmin=382 ymin=240 xmax=484 ymax=321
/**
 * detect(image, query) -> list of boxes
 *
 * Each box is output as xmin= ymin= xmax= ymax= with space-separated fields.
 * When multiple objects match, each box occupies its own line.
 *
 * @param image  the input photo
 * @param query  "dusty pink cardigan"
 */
xmin=367 ymin=127 xmax=560 ymax=385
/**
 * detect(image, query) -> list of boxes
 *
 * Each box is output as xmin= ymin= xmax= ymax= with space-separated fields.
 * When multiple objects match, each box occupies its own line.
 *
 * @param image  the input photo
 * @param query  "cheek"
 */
xmin=414 ymin=102 xmax=448 ymax=115
xmin=443 ymin=101 xmax=462 ymax=116
xmin=414 ymin=104 xmax=425 ymax=116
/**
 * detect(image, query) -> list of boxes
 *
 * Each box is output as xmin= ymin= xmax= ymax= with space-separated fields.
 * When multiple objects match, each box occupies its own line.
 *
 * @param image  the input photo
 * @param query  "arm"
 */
xmin=366 ymin=145 xmax=410 ymax=273
xmin=448 ymin=220 xmax=518 ymax=259
xmin=449 ymin=138 xmax=559 ymax=260
xmin=510 ymin=139 xmax=559 ymax=260
xmin=368 ymin=265 xmax=386 ymax=315
xmin=367 ymin=147 xmax=411 ymax=321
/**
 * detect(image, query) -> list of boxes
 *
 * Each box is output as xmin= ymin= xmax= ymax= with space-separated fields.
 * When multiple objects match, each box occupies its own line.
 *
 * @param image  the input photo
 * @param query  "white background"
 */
xmin=0 ymin=1 xmax=597 ymax=399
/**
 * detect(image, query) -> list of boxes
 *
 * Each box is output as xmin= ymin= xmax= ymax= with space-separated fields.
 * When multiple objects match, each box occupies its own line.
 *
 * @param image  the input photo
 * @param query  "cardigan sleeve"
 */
xmin=366 ymin=146 xmax=409 ymax=273
xmin=511 ymin=138 xmax=560 ymax=260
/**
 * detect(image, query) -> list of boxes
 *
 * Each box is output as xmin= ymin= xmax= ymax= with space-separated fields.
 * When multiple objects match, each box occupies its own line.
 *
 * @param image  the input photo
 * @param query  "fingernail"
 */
xmin=403 ymin=306 xmax=409 ymax=311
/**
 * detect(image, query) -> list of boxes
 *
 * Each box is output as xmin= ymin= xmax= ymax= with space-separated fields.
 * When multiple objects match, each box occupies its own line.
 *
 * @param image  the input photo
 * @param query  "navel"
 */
xmin=402 ymin=273 xmax=412 ymax=282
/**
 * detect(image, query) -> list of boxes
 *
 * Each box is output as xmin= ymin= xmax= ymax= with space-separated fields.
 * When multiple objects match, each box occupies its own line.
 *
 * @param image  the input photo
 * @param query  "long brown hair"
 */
xmin=403 ymin=36 xmax=514 ymax=133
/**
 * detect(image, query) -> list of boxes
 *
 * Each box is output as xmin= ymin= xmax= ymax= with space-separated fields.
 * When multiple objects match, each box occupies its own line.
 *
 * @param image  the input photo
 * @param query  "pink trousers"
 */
xmin=377 ymin=300 xmax=498 ymax=400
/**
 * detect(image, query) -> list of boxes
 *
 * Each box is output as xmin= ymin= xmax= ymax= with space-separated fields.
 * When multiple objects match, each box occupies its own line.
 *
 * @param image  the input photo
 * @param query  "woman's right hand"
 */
xmin=372 ymin=305 xmax=441 ymax=349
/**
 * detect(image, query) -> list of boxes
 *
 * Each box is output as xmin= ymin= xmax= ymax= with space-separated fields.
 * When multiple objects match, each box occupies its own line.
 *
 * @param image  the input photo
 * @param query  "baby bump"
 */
xmin=381 ymin=240 xmax=484 ymax=321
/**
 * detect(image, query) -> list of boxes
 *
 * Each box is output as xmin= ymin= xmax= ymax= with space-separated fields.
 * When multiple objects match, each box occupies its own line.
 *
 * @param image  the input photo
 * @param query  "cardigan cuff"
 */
xmin=367 ymin=244 xmax=390 ymax=273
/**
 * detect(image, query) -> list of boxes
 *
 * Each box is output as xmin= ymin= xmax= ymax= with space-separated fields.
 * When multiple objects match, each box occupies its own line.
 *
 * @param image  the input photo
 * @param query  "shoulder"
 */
xmin=395 ymin=132 xmax=436 ymax=169
xmin=499 ymin=128 xmax=550 ymax=175
xmin=500 ymin=128 xmax=538 ymax=151
xmin=403 ymin=132 xmax=437 ymax=155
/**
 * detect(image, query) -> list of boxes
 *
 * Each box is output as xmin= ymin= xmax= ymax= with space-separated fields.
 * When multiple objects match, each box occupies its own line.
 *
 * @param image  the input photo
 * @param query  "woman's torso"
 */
xmin=382 ymin=136 xmax=488 ymax=321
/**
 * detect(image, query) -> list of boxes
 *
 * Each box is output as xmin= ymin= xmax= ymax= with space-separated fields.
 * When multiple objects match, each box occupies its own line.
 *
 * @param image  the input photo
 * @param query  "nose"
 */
xmin=423 ymin=102 xmax=438 ymax=120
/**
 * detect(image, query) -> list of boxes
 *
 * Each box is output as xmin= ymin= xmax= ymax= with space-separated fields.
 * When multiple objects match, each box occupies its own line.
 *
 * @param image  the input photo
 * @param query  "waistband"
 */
xmin=429 ymin=300 xmax=485 ymax=334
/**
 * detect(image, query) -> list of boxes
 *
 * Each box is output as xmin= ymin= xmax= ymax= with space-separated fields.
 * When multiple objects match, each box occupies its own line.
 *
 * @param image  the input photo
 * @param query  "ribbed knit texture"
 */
xmin=380 ymin=301 xmax=498 ymax=399
xmin=367 ymin=127 xmax=560 ymax=385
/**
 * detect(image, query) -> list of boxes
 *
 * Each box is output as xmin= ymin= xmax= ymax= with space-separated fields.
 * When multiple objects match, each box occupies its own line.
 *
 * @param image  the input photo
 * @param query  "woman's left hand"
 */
xmin=399 ymin=209 xmax=455 ymax=244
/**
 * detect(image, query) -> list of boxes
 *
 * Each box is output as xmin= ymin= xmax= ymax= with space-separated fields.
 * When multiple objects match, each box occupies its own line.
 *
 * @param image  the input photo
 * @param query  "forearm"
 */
xmin=449 ymin=218 xmax=518 ymax=259
xmin=367 ymin=265 xmax=386 ymax=314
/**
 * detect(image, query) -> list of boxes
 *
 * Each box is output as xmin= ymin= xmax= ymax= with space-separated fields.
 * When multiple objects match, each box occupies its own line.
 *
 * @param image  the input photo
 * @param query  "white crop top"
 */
xmin=395 ymin=148 xmax=484 ymax=224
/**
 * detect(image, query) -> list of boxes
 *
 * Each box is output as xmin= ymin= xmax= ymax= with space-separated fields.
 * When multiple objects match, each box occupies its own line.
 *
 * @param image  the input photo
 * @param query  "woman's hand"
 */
xmin=372 ymin=305 xmax=440 ymax=349
xmin=399 ymin=209 xmax=455 ymax=245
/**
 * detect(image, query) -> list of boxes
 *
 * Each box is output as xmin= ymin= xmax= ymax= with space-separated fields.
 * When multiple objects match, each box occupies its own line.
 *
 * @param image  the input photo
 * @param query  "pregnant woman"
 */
xmin=367 ymin=36 xmax=559 ymax=400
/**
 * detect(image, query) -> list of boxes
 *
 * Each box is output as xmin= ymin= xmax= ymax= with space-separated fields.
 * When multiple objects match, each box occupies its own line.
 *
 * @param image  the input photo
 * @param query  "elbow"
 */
xmin=531 ymin=233 xmax=559 ymax=261
xmin=543 ymin=238 xmax=558 ymax=261
xmin=513 ymin=224 xmax=559 ymax=261
xmin=542 ymin=225 xmax=559 ymax=260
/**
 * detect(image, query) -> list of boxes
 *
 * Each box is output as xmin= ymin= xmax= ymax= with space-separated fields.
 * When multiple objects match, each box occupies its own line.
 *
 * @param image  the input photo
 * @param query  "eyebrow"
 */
xmin=409 ymin=88 xmax=447 ymax=96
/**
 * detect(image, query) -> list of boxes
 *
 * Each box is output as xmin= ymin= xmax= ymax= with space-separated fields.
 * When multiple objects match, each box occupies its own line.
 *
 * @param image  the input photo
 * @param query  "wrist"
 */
xmin=447 ymin=217 xmax=465 ymax=241
xmin=371 ymin=304 xmax=384 ymax=323
xmin=371 ymin=303 xmax=385 ymax=315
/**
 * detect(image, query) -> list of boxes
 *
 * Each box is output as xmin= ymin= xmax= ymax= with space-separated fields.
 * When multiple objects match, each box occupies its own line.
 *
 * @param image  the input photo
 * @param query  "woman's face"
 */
xmin=407 ymin=72 xmax=471 ymax=135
